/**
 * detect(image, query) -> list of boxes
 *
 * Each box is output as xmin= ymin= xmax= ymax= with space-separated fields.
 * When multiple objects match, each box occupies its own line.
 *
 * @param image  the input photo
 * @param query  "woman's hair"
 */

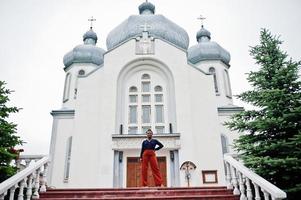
xmin=146 ymin=129 xmax=152 ymax=133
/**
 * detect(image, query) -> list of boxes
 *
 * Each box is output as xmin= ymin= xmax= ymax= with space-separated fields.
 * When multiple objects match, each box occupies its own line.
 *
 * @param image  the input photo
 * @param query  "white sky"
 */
xmin=0 ymin=0 xmax=300 ymax=155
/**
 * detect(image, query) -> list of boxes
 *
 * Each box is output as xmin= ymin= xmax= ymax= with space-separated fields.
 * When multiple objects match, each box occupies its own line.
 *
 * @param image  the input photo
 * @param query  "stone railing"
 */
xmin=0 ymin=155 xmax=50 ymax=199
xmin=224 ymin=154 xmax=287 ymax=200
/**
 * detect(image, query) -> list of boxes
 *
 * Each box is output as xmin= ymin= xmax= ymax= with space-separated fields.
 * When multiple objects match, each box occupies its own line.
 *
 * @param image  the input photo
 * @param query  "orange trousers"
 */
xmin=141 ymin=150 xmax=163 ymax=186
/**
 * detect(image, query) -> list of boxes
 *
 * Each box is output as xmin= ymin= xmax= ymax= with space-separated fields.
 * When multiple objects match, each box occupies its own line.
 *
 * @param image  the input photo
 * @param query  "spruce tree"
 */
xmin=225 ymin=29 xmax=301 ymax=199
xmin=0 ymin=81 xmax=23 ymax=182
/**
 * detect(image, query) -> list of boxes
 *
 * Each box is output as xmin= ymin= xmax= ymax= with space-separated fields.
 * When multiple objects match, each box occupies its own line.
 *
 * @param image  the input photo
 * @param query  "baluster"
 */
xmin=32 ymin=168 xmax=41 ymax=199
xmin=245 ymin=177 xmax=253 ymax=200
xmin=253 ymin=183 xmax=261 ymax=200
xmin=225 ymin=161 xmax=233 ymax=189
xmin=9 ymin=185 xmax=16 ymax=200
xmin=262 ymin=189 xmax=270 ymax=200
xmin=231 ymin=166 xmax=240 ymax=195
xmin=238 ymin=172 xmax=247 ymax=200
xmin=26 ymin=174 xmax=34 ymax=200
xmin=18 ymin=179 xmax=26 ymax=200
xmin=15 ymin=159 xmax=21 ymax=172
xmin=40 ymin=163 xmax=48 ymax=192
xmin=0 ymin=192 xmax=6 ymax=200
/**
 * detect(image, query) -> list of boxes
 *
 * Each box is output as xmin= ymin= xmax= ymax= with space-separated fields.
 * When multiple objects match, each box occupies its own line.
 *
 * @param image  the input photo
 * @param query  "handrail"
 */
xmin=0 ymin=156 xmax=49 ymax=198
xmin=224 ymin=154 xmax=286 ymax=199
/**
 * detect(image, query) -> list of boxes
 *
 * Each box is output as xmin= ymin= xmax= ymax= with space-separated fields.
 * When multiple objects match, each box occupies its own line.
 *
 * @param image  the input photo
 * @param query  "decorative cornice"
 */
xmin=50 ymin=109 xmax=75 ymax=116
xmin=218 ymin=106 xmax=244 ymax=114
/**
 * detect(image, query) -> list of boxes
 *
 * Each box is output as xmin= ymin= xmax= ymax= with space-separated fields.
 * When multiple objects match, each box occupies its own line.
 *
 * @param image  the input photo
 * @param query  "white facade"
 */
xmin=49 ymin=2 xmax=243 ymax=189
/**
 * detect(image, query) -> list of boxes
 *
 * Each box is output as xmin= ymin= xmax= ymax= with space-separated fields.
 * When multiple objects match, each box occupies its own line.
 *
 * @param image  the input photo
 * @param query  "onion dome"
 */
xmin=188 ymin=26 xmax=230 ymax=65
xmin=63 ymin=28 xmax=105 ymax=68
xmin=106 ymin=1 xmax=189 ymax=50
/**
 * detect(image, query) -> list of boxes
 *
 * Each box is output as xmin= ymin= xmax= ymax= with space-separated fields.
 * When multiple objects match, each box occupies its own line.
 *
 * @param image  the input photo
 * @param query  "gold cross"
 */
xmin=197 ymin=15 xmax=206 ymax=26
xmin=88 ymin=16 xmax=96 ymax=29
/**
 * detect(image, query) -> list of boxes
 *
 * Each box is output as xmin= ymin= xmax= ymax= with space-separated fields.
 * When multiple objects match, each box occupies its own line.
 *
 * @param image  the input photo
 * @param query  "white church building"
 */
xmin=48 ymin=1 xmax=243 ymax=189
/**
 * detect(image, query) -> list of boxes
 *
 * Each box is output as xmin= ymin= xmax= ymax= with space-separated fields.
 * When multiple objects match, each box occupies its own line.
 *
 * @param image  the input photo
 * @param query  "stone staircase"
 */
xmin=39 ymin=186 xmax=239 ymax=200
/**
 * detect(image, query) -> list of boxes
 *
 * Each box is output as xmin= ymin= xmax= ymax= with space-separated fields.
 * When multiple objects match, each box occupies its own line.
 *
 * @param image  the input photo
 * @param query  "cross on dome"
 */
xmin=197 ymin=15 xmax=206 ymax=27
xmin=88 ymin=16 xmax=96 ymax=29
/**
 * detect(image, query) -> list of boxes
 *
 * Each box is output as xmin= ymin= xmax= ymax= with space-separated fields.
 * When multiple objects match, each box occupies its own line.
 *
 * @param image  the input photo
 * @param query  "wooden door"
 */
xmin=127 ymin=157 xmax=167 ymax=187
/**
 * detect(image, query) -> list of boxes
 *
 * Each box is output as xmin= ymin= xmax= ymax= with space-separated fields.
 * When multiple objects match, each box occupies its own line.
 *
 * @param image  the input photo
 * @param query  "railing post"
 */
xmin=32 ymin=168 xmax=41 ymax=199
xmin=40 ymin=163 xmax=48 ymax=192
xmin=230 ymin=166 xmax=240 ymax=195
xmin=225 ymin=161 xmax=233 ymax=189
xmin=245 ymin=177 xmax=253 ymax=200
xmin=238 ymin=172 xmax=247 ymax=200
xmin=26 ymin=174 xmax=34 ymax=200
xmin=253 ymin=183 xmax=261 ymax=200
xmin=262 ymin=189 xmax=270 ymax=200
xmin=9 ymin=185 xmax=16 ymax=200
xmin=18 ymin=179 xmax=26 ymax=200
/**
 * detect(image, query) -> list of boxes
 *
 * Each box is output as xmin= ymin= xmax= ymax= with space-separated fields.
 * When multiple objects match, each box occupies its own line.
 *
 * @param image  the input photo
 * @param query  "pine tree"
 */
xmin=0 ymin=81 xmax=23 ymax=182
xmin=225 ymin=29 xmax=301 ymax=199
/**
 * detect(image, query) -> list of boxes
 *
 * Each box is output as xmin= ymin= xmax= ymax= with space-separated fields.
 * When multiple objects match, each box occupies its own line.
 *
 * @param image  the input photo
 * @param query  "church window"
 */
xmin=78 ymin=69 xmax=85 ymax=75
xmin=223 ymin=70 xmax=232 ymax=98
xmin=142 ymin=95 xmax=150 ymax=102
xmin=129 ymin=95 xmax=137 ymax=103
xmin=142 ymin=74 xmax=150 ymax=79
xmin=129 ymin=106 xmax=137 ymax=124
xmin=155 ymin=105 xmax=164 ymax=123
xmin=156 ymin=126 xmax=164 ymax=134
xmin=128 ymin=127 xmax=138 ymax=134
xmin=154 ymin=85 xmax=163 ymax=92
xmin=63 ymin=73 xmax=71 ymax=102
xmin=209 ymin=67 xmax=219 ymax=94
xmin=142 ymin=105 xmax=151 ymax=123
xmin=142 ymin=82 xmax=150 ymax=92
xmin=155 ymin=94 xmax=163 ymax=102
xmin=129 ymin=86 xmax=137 ymax=93
xmin=64 ymin=136 xmax=72 ymax=181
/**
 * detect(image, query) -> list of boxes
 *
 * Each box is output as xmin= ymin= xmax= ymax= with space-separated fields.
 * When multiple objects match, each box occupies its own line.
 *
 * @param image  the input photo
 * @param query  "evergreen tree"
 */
xmin=225 ymin=29 xmax=301 ymax=199
xmin=0 ymin=81 xmax=23 ymax=182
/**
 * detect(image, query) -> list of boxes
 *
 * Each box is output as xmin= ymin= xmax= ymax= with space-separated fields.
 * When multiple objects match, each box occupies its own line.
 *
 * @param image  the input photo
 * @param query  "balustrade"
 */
xmin=0 ymin=156 xmax=49 ymax=200
xmin=224 ymin=154 xmax=286 ymax=200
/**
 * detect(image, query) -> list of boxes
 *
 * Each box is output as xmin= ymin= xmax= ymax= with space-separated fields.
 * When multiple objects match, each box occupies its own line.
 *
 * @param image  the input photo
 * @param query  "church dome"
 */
xmin=188 ymin=26 xmax=230 ymax=65
xmin=63 ymin=28 xmax=105 ymax=68
xmin=106 ymin=1 xmax=189 ymax=50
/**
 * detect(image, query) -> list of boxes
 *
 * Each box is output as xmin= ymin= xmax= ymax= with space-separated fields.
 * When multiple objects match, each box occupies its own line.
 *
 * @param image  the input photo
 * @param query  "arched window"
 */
xmin=127 ymin=74 xmax=166 ymax=134
xmin=142 ymin=74 xmax=150 ymax=79
xmin=63 ymin=73 xmax=71 ymax=102
xmin=209 ymin=67 xmax=219 ymax=94
xmin=223 ymin=70 xmax=232 ymax=98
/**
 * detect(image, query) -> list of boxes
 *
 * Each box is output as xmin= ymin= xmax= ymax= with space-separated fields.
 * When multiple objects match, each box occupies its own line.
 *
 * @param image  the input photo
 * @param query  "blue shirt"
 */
xmin=140 ymin=139 xmax=164 ymax=158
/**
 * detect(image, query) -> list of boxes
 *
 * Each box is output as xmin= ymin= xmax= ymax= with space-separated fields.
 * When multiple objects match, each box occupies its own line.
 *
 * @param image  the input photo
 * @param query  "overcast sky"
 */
xmin=0 ymin=0 xmax=300 ymax=155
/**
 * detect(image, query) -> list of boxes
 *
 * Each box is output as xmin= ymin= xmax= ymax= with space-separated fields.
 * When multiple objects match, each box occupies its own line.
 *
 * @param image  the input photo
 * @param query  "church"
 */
xmin=48 ymin=1 xmax=243 ymax=188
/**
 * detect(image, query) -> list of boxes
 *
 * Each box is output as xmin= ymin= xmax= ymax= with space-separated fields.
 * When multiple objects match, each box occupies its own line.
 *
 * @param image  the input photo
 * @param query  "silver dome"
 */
xmin=188 ymin=26 xmax=230 ymax=65
xmin=63 ymin=28 xmax=105 ymax=68
xmin=106 ymin=2 xmax=189 ymax=50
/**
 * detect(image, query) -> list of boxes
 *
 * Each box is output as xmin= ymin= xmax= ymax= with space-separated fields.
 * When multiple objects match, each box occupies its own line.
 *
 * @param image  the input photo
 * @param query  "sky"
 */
xmin=0 ymin=0 xmax=300 ymax=155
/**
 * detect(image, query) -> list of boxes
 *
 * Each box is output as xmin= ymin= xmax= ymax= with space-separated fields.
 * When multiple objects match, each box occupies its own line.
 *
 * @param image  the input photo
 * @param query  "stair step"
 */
xmin=39 ymin=187 xmax=239 ymax=200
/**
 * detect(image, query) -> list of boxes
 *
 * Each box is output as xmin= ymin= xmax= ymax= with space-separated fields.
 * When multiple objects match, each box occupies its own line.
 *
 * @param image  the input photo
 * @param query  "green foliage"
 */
xmin=225 ymin=29 xmax=301 ymax=199
xmin=0 ymin=81 xmax=23 ymax=182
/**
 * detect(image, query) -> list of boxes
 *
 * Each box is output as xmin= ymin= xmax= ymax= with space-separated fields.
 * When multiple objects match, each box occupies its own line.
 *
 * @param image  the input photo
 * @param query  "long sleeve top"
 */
xmin=140 ymin=139 xmax=164 ymax=158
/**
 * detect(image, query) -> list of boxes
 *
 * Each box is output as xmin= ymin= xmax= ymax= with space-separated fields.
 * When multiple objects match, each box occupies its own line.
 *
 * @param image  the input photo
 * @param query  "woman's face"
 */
xmin=146 ymin=130 xmax=153 ymax=139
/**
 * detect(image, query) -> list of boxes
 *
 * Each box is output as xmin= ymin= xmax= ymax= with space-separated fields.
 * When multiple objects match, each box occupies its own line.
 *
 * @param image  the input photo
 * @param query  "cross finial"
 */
xmin=197 ymin=15 xmax=206 ymax=27
xmin=88 ymin=16 xmax=96 ymax=29
xmin=145 ymin=0 xmax=148 ymax=2
xmin=139 ymin=22 xmax=151 ymax=32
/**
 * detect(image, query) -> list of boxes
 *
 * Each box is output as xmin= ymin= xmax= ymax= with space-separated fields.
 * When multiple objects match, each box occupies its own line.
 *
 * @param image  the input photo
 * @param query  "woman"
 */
xmin=140 ymin=129 xmax=164 ymax=187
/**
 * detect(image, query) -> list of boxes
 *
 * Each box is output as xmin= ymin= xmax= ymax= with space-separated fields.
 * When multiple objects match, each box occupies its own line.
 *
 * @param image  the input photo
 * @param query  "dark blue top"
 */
xmin=140 ymin=139 xmax=164 ymax=158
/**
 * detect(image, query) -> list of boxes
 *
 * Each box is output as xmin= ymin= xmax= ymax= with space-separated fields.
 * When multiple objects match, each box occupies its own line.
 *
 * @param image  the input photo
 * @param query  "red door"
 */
xmin=127 ymin=157 xmax=167 ymax=187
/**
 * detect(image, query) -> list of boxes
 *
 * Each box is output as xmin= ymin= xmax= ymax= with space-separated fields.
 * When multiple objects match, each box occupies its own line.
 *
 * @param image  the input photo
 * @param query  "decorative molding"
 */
xmin=112 ymin=133 xmax=180 ymax=150
xmin=217 ymin=106 xmax=244 ymax=115
xmin=50 ymin=109 xmax=75 ymax=117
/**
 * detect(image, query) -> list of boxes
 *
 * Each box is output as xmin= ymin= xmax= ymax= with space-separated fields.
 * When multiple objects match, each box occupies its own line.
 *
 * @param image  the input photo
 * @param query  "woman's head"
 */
xmin=146 ymin=129 xmax=153 ymax=139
